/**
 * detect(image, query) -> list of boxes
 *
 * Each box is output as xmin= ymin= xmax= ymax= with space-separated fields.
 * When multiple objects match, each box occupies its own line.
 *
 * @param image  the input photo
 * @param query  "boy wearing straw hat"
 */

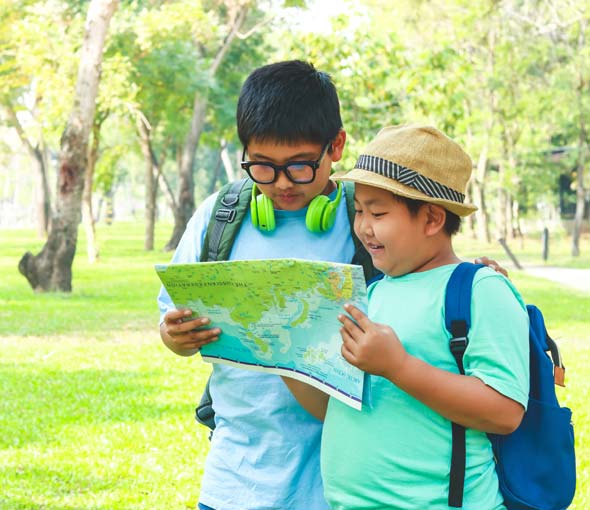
xmin=285 ymin=125 xmax=529 ymax=509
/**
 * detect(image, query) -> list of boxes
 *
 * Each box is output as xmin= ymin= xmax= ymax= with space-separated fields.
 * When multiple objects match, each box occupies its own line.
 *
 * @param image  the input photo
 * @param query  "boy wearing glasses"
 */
xmin=158 ymin=60 xmax=350 ymax=510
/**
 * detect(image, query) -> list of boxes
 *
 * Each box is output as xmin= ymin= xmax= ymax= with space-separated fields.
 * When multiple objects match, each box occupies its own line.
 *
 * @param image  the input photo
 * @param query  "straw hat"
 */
xmin=332 ymin=125 xmax=477 ymax=217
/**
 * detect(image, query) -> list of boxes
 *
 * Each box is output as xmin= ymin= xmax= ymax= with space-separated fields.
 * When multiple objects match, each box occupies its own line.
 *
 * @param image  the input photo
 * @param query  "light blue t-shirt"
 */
xmin=158 ymin=185 xmax=355 ymax=510
xmin=321 ymin=264 xmax=529 ymax=510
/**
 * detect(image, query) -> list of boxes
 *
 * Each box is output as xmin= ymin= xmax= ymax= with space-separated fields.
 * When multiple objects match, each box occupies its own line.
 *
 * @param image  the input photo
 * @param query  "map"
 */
xmin=155 ymin=259 xmax=368 ymax=409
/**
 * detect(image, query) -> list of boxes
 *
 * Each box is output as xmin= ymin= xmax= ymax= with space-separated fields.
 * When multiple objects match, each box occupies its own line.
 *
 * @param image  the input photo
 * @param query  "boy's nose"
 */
xmin=356 ymin=216 xmax=374 ymax=238
xmin=274 ymin=170 xmax=293 ymax=189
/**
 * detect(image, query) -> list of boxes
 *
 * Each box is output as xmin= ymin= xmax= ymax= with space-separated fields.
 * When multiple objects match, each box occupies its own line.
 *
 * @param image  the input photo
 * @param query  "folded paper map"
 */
xmin=155 ymin=259 xmax=368 ymax=410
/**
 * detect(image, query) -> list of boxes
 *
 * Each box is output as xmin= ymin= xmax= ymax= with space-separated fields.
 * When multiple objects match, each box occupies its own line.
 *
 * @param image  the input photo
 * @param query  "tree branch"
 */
xmin=236 ymin=14 xmax=275 ymax=39
xmin=4 ymin=105 xmax=37 ymax=157
xmin=209 ymin=5 xmax=248 ymax=76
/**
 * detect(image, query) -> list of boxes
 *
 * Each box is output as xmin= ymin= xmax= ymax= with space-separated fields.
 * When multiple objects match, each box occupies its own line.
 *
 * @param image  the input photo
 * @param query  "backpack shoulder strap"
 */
xmin=196 ymin=179 xmax=252 ymax=434
xmin=201 ymin=178 xmax=253 ymax=262
xmin=445 ymin=262 xmax=484 ymax=368
xmin=444 ymin=261 xmax=484 ymax=508
xmin=195 ymin=376 xmax=215 ymax=435
xmin=343 ymin=181 xmax=381 ymax=283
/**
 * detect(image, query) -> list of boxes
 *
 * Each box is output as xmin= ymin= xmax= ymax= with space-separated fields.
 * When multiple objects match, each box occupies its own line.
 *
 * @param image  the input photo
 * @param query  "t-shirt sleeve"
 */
xmin=157 ymin=192 xmax=218 ymax=323
xmin=463 ymin=269 xmax=530 ymax=408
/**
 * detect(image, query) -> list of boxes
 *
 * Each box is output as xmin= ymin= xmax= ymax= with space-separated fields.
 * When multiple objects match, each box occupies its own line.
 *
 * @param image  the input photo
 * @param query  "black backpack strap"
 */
xmin=196 ymin=179 xmax=252 ymax=434
xmin=444 ymin=262 xmax=484 ymax=508
xmin=343 ymin=182 xmax=381 ymax=283
xmin=195 ymin=377 xmax=215 ymax=435
xmin=201 ymin=178 xmax=253 ymax=262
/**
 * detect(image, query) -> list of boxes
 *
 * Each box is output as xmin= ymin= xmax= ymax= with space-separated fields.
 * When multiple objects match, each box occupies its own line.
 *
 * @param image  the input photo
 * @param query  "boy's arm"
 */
xmin=158 ymin=193 xmax=219 ymax=356
xmin=281 ymin=377 xmax=329 ymax=422
xmin=339 ymin=304 xmax=524 ymax=434
xmin=381 ymin=354 xmax=523 ymax=434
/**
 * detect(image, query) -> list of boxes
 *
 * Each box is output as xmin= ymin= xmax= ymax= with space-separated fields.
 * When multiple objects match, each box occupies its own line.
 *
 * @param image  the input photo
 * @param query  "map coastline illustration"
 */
xmin=155 ymin=258 xmax=368 ymax=409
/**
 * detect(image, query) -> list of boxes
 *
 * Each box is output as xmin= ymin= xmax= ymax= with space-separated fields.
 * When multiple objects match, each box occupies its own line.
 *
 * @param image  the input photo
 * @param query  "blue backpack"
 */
xmin=444 ymin=262 xmax=576 ymax=510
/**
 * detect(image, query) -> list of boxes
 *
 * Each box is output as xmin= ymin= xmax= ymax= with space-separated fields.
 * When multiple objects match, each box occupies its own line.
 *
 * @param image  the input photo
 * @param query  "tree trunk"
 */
xmin=157 ymin=165 xmax=177 ymax=216
xmin=145 ymin=165 xmax=157 ymax=250
xmin=82 ymin=118 xmax=104 ymax=263
xmin=137 ymin=116 xmax=161 ymax=251
xmin=473 ymin=24 xmax=497 ymax=245
xmin=571 ymin=143 xmax=586 ymax=257
xmin=18 ymin=0 xmax=118 ymax=292
xmin=220 ymin=138 xmax=238 ymax=182
xmin=511 ymin=198 xmax=523 ymax=239
xmin=104 ymin=187 xmax=114 ymax=225
xmin=465 ymin=179 xmax=476 ymax=238
xmin=495 ymin=164 xmax=508 ymax=241
xmin=473 ymin=146 xmax=491 ymax=243
xmin=164 ymin=5 xmax=248 ymax=251
xmin=500 ymin=121 xmax=520 ymax=242
xmin=506 ymin=194 xmax=514 ymax=240
xmin=207 ymin=151 xmax=224 ymax=195
xmin=571 ymin=23 xmax=588 ymax=257
xmin=32 ymin=145 xmax=51 ymax=238
xmin=5 ymin=105 xmax=51 ymax=237
xmin=164 ymin=97 xmax=206 ymax=251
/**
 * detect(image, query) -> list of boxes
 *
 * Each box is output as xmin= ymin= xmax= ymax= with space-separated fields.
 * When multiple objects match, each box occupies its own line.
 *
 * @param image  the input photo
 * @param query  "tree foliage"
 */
xmin=1 ymin=0 xmax=589 ymax=271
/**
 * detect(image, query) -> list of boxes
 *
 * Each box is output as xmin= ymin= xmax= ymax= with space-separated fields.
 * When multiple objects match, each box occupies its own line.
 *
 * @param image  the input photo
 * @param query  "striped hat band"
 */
xmin=354 ymin=154 xmax=465 ymax=204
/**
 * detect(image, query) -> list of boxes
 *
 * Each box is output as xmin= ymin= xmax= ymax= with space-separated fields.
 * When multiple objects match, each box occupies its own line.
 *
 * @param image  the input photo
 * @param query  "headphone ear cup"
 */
xmin=306 ymin=195 xmax=330 ymax=233
xmin=321 ymin=202 xmax=337 ymax=231
xmin=250 ymin=190 xmax=260 ymax=228
xmin=256 ymin=193 xmax=276 ymax=232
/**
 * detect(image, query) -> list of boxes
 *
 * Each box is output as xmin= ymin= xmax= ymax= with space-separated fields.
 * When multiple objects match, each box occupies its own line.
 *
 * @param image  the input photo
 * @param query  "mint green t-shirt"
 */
xmin=321 ymin=264 xmax=529 ymax=510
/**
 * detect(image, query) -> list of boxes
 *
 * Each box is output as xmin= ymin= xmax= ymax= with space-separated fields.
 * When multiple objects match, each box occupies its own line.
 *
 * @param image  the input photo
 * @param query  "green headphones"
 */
xmin=250 ymin=182 xmax=343 ymax=233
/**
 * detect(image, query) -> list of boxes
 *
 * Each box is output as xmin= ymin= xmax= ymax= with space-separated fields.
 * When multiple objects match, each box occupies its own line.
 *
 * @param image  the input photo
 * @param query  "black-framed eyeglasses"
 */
xmin=241 ymin=141 xmax=331 ymax=184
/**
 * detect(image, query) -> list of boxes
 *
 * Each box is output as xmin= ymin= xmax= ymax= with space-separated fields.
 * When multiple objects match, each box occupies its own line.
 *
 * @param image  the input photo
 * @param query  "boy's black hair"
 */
xmin=392 ymin=194 xmax=462 ymax=236
xmin=237 ymin=60 xmax=342 ymax=148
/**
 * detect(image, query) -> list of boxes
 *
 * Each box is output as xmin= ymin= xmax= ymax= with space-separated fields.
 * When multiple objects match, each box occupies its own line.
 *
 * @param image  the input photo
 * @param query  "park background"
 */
xmin=1 ymin=0 xmax=589 ymax=508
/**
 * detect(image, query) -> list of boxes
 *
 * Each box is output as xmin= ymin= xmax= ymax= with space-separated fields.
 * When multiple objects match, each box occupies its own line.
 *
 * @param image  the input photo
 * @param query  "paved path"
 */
xmin=523 ymin=266 xmax=590 ymax=293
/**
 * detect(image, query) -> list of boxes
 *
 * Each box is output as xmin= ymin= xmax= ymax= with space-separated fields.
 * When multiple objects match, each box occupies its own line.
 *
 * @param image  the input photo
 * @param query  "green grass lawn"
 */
xmin=0 ymin=223 xmax=588 ymax=509
xmin=0 ymin=223 xmax=212 ymax=509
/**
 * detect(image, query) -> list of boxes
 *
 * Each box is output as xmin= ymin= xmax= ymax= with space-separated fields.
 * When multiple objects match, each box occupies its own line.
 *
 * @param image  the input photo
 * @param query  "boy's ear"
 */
xmin=329 ymin=129 xmax=346 ymax=162
xmin=423 ymin=204 xmax=446 ymax=236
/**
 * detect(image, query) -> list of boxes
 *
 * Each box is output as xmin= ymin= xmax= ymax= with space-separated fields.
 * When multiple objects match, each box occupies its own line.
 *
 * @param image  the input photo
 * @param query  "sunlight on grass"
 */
xmin=0 ymin=223 xmax=588 ymax=509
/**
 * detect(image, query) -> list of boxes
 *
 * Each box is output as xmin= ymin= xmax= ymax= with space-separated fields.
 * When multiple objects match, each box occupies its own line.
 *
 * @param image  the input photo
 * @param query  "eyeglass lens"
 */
xmin=242 ymin=142 xmax=330 ymax=184
xmin=248 ymin=163 xmax=314 ymax=184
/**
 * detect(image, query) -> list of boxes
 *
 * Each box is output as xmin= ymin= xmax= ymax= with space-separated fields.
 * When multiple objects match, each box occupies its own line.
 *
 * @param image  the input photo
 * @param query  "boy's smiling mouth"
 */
xmin=366 ymin=241 xmax=384 ymax=252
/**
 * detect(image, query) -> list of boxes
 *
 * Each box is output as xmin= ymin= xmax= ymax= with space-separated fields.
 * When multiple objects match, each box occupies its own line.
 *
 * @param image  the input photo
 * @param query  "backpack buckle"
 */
xmin=215 ymin=208 xmax=237 ymax=223
xmin=221 ymin=193 xmax=239 ymax=207
xmin=450 ymin=337 xmax=469 ymax=354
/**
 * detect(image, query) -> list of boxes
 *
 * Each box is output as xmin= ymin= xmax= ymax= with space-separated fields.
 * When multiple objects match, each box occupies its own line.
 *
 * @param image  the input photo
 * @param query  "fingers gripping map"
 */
xmin=156 ymin=259 xmax=368 ymax=409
